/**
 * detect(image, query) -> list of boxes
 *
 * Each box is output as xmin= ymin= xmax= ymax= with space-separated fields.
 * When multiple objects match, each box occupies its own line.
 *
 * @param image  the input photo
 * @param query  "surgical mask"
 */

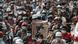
xmin=27 ymin=33 xmax=31 ymax=36
xmin=21 ymin=26 xmax=27 ymax=30
xmin=18 ymin=16 xmax=22 ymax=20
xmin=14 ymin=12 xmax=18 ymax=17
xmin=56 ymin=38 xmax=61 ymax=41
xmin=22 ymin=17 xmax=27 ymax=20
xmin=17 ymin=11 xmax=22 ymax=14
xmin=8 ymin=16 xmax=12 ymax=19
xmin=61 ymin=30 xmax=66 ymax=33
xmin=37 ymin=38 xmax=42 ymax=43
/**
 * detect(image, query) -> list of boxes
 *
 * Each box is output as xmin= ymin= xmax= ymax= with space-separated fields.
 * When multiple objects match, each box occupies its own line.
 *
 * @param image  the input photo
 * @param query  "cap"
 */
xmin=55 ymin=32 xmax=62 ymax=36
xmin=13 ymin=37 xmax=24 ymax=44
xmin=21 ymin=22 xmax=27 ymax=26
xmin=6 ymin=7 xmax=11 ymax=12
xmin=0 ymin=31 xmax=4 ymax=38
xmin=57 ymin=5 xmax=62 ymax=8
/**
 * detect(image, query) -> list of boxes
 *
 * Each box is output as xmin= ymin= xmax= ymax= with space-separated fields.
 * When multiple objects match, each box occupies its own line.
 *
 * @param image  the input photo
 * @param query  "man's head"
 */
xmin=55 ymin=31 xmax=62 ymax=40
xmin=72 ymin=16 xmax=78 ymax=23
xmin=54 ymin=17 xmax=62 ymax=24
xmin=8 ymin=16 xmax=12 ymax=19
xmin=13 ymin=37 xmax=24 ymax=44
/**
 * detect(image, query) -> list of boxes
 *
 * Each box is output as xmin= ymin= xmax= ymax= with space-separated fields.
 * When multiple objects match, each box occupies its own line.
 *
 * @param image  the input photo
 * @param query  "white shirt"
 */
xmin=74 ymin=22 xmax=78 ymax=37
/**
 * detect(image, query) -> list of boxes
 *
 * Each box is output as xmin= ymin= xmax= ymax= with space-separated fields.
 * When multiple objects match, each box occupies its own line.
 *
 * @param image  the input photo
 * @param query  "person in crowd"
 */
xmin=52 ymin=17 xmax=62 ymax=32
xmin=71 ymin=16 xmax=78 ymax=36
xmin=51 ymin=31 xmax=66 ymax=44
xmin=47 ymin=30 xmax=53 ymax=44
xmin=0 ymin=31 xmax=5 ymax=44
xmin=13 ymin=37 xmax=24 ymax=44
xmin=61 ymin=28 xmax=71 ymax=44
xmin=0 ymin=0 xmax=78 ymax=44
xmin=72 ymin=21 xmax=78 ymax=44
xmin=36 ymin=34 xmax=44 ymax=44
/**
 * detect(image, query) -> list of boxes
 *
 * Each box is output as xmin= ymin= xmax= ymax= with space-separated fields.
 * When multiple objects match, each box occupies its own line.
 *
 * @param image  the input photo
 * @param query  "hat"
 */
xmin=57 ymin=5 xmax=62 ymax=8
xmin=55 ymin=32 xmax=62 ymax=36
xmin=0 ymin=31 xmax=4 ymax=38
xmin=21 ymin=22 xmax=27 ymax=26
xmin=22 ymin=17 xmax=27 ymax=20
xmin=13 ymin=37 xmax=24 ymax=44
xmin=41 ymin=10 xmax=46 ymax=14
xmin=6 ymin=7 xmax=11 ymax=12
xmin=15 ymin=39 xmax=24 ymax=44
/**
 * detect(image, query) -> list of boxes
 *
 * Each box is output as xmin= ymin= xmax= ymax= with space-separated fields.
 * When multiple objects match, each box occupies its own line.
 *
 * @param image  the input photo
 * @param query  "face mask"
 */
xmin=56 ymin=38 xmax=61 ymax=41
xmin=37 ymin=38 xmax=42 ymax=43
xmin=8 ymin=16 xmax=12 ymax=19
xmin=18 ymin=16 xmax=22 ymax=20
xmin=13 ymin=18 xmax=16 ymax=21
xmin=14 ymin=13 xmax=18 ymax=17
xmin=21 ymin=26 xmax=27 ymax=30
xmin=61 ymin=30 xmax=66 ymax=33
xmin=23 ymin=17 xmax=27 ymax=21
xmin=27 ymin=33 xmax=31 ymax=36
xmin=17 ymin=11 xmax=22 ymax=14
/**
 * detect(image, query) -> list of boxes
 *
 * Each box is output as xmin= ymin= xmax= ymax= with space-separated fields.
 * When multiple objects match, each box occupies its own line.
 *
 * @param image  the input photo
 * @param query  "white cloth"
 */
xmin=74 ymin=22 xmax=78 ymax=37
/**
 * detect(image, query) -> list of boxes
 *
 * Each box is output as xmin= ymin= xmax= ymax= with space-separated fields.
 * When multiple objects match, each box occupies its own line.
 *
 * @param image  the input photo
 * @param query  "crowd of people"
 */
xmin=0 ymin=0 xmax=78 ymax=44
xmin=32 ymin=0 xmax=78 ymax=44
xmin=0 ymin=0 xmax=32 ymax=44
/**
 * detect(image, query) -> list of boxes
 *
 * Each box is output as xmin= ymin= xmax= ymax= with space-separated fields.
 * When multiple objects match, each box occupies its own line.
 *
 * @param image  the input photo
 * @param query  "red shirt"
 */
xmin=28 ymin=36 xmax=32 ymax=44
xmin=62 ymin=32 xmax=71 ymax=40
